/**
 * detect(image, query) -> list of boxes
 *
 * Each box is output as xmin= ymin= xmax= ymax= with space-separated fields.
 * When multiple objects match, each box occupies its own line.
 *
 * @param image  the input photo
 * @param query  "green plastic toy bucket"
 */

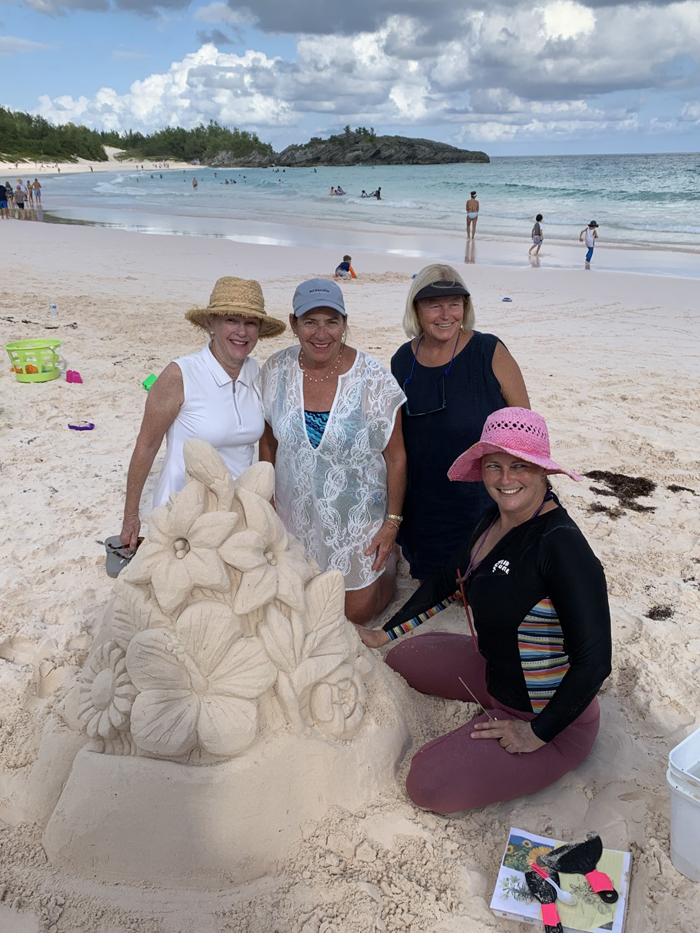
xmin=5 ymin=339 xmax=64 ymax=384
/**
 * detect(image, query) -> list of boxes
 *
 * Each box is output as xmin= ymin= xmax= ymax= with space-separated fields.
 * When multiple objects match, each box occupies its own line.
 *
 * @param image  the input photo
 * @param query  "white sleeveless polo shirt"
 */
xmin=152 ymin=344 xmax=264 ymax=509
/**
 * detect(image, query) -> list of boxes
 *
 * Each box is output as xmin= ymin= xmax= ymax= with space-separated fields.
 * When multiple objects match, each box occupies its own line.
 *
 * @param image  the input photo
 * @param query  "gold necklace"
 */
xmin=299 ymin=346 xmax=344 ymax=383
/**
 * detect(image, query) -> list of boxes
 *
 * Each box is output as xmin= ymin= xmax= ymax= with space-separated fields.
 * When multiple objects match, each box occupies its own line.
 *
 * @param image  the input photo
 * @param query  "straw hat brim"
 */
xmin=185 ymin=306 xmax=286 ymax=339
xmin=448 ymin=441 xmax=582 ymax=484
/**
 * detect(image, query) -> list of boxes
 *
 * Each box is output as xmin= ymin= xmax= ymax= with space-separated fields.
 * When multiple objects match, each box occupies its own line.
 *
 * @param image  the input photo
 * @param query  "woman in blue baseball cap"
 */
xmin=259 ymin=278 xmax=407 ymax=623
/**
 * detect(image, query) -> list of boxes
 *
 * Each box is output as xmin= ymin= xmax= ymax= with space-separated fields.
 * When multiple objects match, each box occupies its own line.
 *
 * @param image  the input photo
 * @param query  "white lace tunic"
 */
xmin=261 ymin=347 xmax=406 ymax=591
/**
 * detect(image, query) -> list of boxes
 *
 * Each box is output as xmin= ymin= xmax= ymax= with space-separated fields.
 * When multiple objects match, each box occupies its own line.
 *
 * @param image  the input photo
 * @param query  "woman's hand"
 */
xmin=470 ymin=718 xmax=546 ymax=754
xmin=364 ymin=521 xmax=398 ymax=572
xmin=354 ymin=624 xmax=391 ymax=649
xmin=120 ymin=514 xmax=141 ymax=551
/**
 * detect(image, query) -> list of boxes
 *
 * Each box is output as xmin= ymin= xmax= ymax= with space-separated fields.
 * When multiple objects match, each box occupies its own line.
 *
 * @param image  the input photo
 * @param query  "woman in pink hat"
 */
xmin=358 ymin=408 xmax=612 ymax=812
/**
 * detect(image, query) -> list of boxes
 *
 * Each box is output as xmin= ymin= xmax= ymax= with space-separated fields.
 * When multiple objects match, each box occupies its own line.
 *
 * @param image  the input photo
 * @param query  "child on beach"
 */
xmin=579 ymin=220 xmax=599 ymax=266
xmin=334 ymin=255 xmax=357 ymax=278
xmin=529 ymin=214 xmax=544 ymax=256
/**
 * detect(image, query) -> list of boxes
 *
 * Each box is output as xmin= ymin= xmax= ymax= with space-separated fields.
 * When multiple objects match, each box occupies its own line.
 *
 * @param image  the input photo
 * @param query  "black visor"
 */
xmin=414 ymin=280 xmax=470 ymax=302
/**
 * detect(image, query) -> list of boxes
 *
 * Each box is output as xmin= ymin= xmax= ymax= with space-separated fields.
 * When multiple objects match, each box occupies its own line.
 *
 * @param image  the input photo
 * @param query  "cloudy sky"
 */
xmin=1 ymin=0 xmax=699 ymax=154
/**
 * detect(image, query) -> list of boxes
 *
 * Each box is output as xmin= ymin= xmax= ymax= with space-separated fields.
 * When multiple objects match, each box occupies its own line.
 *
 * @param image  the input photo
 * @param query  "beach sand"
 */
xmin=0 ymin=220 xmax=699 ymax=932
xmin=0 ymin=145 xmax=191 ymax=179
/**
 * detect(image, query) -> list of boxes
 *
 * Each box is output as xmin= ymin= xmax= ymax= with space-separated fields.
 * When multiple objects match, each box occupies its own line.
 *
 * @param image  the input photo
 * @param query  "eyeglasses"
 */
xmin=402 ymin=334 xmax=459 ymax=417
xmin=403 ymin=371 xmax=447 ymax=416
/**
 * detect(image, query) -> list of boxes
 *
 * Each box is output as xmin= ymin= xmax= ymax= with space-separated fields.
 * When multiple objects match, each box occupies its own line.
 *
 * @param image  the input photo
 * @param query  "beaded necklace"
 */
xmin=299 ymin=346 xmax=344 ymax=383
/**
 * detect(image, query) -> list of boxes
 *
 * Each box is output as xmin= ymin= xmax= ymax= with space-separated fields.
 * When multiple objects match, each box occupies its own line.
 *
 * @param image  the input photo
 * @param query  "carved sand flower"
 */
xmin=78 ymin=640 xmax=137 ymax=744
xmin=126 ymin=601 xmax=276 ymax=759
xmin=307 ymin=662 xmax=367 ymax=737
xmin=219 ymin=488 xmax=315 ymax=614
xmin=123 ymin=481 xmax=239 ymax=614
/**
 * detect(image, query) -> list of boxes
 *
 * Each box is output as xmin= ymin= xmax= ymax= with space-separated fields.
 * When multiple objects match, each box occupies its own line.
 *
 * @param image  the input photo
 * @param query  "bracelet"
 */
xmin=386 ymin=513 xmax=403 ymax=523
xmin=385 ymin=519 xmax=401 ymax=532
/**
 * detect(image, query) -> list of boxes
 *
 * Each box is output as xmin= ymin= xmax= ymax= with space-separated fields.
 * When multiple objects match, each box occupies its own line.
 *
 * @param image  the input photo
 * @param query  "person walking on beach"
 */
xmin=579 ymin=221 xmax=598 ymax=266
xmin=0 ymin=182 xmax=9 ymax=220
xmin=529 ymin=214 xmax=544 ymax=257
xmin=466 ymin=191 xmax=479 ymax=239
xmin=14 ymin=181 xmax=26 ymax=217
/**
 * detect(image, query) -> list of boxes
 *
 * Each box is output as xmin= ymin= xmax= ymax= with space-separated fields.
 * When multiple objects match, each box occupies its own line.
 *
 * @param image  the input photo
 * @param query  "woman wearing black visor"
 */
xmin=391 ymin=264 xmax=530 ymax=580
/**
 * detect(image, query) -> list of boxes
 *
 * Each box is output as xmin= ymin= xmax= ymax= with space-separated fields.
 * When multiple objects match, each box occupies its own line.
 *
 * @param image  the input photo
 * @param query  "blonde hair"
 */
xmin=403 ymin=263 xmax=475 ymax=338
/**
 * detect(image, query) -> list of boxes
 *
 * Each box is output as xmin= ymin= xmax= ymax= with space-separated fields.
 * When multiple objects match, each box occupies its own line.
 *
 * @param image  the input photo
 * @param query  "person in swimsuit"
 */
xmin=391 ymin=264 xmax=530 ymax=580
xmin=334 ymin=255 xmax=356 ymax=278
xmin=33 ymin=179 xmax=42 ymax=204
xmin=358 ymin=408 xmax=612 ymax=812
xmin=529 ymin=214 xmax=544 ymax=257
xmin=119 ymin=277 xmax=285 ymax=551
xmin=14 ymin=181 xmax=25 ymax=217
xmin=466 ymin=191 xmax=479 ymax=238
xmin=259 ymin=278 xmax=407 ymax=624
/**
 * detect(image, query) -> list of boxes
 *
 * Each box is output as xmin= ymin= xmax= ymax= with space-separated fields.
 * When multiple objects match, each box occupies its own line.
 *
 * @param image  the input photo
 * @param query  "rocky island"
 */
xmin=209 ymin=127 xmax=489 ymax=168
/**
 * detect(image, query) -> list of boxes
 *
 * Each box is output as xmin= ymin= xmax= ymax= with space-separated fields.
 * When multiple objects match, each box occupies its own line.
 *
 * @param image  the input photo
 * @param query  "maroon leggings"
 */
xmin=386 ymin=632 xmax=600 ymax=814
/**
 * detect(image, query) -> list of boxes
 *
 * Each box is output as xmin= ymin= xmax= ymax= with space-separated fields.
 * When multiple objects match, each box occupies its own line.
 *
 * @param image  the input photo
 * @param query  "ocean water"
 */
xmin=41 ymin=152 xmax=700 ymax=255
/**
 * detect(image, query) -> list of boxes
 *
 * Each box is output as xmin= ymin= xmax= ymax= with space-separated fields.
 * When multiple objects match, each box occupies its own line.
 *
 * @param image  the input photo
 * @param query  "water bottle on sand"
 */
xmin=49 ymin=302 xmax=58 ymax=321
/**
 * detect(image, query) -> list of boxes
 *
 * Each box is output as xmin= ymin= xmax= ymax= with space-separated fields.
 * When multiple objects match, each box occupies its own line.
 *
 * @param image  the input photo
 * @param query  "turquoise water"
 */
xmin=42 ymin=152 xmax=700 ymax=252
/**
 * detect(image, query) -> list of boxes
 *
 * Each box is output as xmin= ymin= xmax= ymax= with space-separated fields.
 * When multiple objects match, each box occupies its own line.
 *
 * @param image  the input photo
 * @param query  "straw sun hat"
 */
xmin=185 ymin=276 xmax=286 ymax=338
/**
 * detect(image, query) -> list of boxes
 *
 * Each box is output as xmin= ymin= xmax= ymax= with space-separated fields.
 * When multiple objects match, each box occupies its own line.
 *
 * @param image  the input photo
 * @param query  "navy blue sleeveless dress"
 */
xmin=391 ymin=332 xmax=506 ymax=579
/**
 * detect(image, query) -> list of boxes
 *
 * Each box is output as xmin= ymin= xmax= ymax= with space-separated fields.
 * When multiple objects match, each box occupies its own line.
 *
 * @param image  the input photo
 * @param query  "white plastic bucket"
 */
xmin=667 ymin=725 xmax=700 ymax=882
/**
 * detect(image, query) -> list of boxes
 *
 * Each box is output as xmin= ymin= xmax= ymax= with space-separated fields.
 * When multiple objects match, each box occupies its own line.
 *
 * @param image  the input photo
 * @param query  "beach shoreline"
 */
xmin=1 ymin=219 xmax=699 ymax=932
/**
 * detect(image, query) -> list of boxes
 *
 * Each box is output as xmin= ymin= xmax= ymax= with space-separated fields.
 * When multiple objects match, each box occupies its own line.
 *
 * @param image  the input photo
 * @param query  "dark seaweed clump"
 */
xmin=587 ymin=502 xmax=624 ymax=521
xmin=585 ymin=470 xmax=656 ymax=513
xmin=667 ymin=484 xmax=697 ymax=495
xmin=646 ymin=605 xmax=674 ymax=621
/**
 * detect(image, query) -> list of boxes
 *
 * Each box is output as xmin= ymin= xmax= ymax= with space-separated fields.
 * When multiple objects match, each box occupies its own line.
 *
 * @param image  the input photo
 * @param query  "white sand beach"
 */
xmin=0 ymin=146 xmax=191 ymax=179
xmin=1 ymin=220 xmax=699 ymax=932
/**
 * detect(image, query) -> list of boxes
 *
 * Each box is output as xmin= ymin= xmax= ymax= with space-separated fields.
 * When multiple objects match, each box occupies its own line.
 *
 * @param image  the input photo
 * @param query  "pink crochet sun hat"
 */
xmin=448 ymin=407 xmax=582 ymax=483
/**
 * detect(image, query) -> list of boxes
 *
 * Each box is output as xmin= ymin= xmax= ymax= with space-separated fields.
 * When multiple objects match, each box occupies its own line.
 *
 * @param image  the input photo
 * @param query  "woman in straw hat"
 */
xmin=358 ymin=408 xmax=612 ymax=812
xmin=119 ymin=277 xmax=285 ymax=551
xmin=259 ymin=278 xmax=407 ymax=624
xmin=392 ymin=263 xmax=530 ymax=583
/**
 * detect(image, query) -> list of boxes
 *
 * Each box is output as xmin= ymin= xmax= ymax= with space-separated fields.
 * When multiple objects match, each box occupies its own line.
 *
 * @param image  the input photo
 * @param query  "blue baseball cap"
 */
xmin=292 ymin=278 xmax=347 ymax=317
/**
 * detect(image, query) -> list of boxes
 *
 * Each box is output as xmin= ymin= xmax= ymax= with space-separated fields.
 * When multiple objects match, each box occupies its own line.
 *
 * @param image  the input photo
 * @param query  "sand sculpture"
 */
xmin=42 ymin=441 xmax=409 ymax=887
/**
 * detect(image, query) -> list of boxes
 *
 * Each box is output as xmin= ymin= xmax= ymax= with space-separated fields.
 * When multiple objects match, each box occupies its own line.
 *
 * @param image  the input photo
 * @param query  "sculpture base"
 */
xmin=43 ymin=712 xmax=409 ymax=889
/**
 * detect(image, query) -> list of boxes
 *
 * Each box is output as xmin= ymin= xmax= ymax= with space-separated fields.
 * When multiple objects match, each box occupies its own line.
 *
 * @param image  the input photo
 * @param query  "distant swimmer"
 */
xmin=330 ymin=187 xmax=336 ymax=196
xmin=336 ymin=185 xmax=346 ymax=196
xmin=361 ymin=190 xmax=368 ymax=198
xmin=334 ymin=254 xmax=357 ymax=279
xmin=192 ymin=177 xmax=198 ymax=189
xmin=375 ymin=187 xmax=382 ymax=200
xmin=466 ymin=191 xmax=479 ymax=238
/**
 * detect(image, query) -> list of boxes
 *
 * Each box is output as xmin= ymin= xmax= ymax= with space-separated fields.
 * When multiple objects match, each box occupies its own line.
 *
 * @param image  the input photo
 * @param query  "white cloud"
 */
xmin=37 ymin=44 xmax=295 ymax=130
xmin=541 ymin=0 xmax=595 ymax=41
xmin=0 ymin=35 xmax=53 ymax=54
xmin=679 ymin=101 xmax=700 ymax=122
xmin=34 ymin=1 xmax=700 ymax=145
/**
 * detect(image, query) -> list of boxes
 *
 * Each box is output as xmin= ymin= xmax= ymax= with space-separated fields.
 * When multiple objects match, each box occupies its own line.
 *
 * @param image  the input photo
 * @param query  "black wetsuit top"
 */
xmin=383 ymin=504 xmax=612 ymax=742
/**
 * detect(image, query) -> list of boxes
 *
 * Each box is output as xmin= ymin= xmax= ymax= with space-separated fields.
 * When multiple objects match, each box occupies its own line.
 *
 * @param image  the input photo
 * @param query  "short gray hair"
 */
xmin=403 ymin=264 xmax=475 ymax=338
